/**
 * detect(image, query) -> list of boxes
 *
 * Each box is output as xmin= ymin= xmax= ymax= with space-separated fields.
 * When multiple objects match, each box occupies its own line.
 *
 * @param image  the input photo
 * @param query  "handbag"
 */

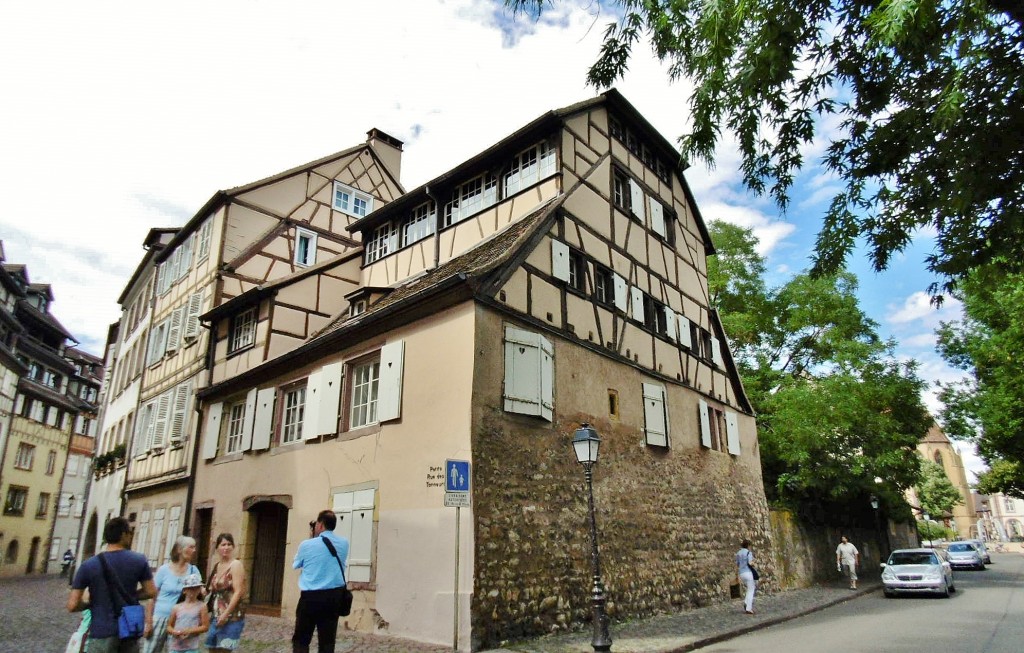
xmin=97 ymin=553 xmax=146 ymax=639
xmin=749 ymin=565 xmax=760 ymax=581
xmin=321 ymin=536 xmax=354 ymax=617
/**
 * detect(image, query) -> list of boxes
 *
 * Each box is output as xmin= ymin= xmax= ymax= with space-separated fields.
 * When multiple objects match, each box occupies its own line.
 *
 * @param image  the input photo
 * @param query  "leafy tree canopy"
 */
xmin=937 ymin=266 xmax=1024 ymax=496
xmin=707 ymin=222 xmax=930 ymax=512
xmin=916 ymin=459 xmax=964 ymax=517
xmin=509 ymin=0 xmax=1024 ymax=294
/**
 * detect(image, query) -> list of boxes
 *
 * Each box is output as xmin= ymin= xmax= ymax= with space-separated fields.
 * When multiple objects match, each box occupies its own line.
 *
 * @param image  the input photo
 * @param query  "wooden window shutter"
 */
xmin=551 ymin=239 xmax=570 ymax=282
xmin=377 ymin=341 xmax=405 ymax=422
xmin=168 ymin=381 xmax=192 ymax=444
xmin=202 ymin=402 xmax=223 ymax=460
xmin=151 ymin=392 xmax=172 ymax=450
xmin=650 ymin=200 xmax=666 ymax=237
xmin=301 ymin=370 xmax=324 ymax=441
xmin=698 ymin=399 xmax=712 ymax=448
xmin=250 ymin=387 xmax=277 ymax=451
xmin=239 ymin=388 xmax=257 ymax=451
xmin=613 ymin=273 xmax=628 ymax=313
xmin=503 ymin=326 xmax=554 ymax=421
xmin=664 ymin=308 xmax=677 ymax=342
xmin=630 ymin=287 xmax=645 ymax=321
xmin=349 ymin=488 xmax=376 ymax=582
xmin=642 ymin=382 xmax=669 ymax=447
xmin=183 ymin=292 xmax=203 ymax=340
xmin=711 ymin=337 xmax=725 ymax=368
xmin=314 ymin=363 xmax=343 ymax=437
xmin=678 ymin=315 xmax=693 ymax=350
xmin=166 ymin=306 xmax=184 ymax=353
xmin=628 ymin=178 xmax=646 ymax=220
xmin=726 ymin=411 xmax=741 ymax=455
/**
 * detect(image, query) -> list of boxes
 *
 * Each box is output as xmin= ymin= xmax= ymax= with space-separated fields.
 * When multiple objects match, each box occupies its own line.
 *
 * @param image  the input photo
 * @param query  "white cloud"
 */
xmin=705 ymin=205 xmax=796 ymax=257
xmin=887 ymin=291 xmax=963 ymax=327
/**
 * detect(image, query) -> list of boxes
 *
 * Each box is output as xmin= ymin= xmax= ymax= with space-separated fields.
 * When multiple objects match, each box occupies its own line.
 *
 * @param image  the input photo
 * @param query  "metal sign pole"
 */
xmin=453 ymin=505 xmax=460 ymax=651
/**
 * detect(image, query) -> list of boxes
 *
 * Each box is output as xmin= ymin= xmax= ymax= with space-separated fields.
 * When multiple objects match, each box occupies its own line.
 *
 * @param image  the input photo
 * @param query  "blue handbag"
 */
xmin=97 ymin=554 xmax=146 ymax=639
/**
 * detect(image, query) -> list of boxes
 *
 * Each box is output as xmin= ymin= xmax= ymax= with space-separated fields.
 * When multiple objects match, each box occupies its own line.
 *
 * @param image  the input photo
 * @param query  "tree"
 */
xmin=915 ymin=460 xmax=963 ymax=517
xmin=937 ymin=266 xmax=1024 ymax=495
xmin=706 ymin=222 xmax=931 ymax=509
xmin=509 ymin=0 xmax=1024 ymax=294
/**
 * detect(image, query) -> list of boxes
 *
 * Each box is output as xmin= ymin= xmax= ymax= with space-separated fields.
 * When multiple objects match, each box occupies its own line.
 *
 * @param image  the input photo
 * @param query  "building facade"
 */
xmin=188 ymin=91 xmax=770 ymax=650
xmin=909 ymin=422 xmax=977 ymax=539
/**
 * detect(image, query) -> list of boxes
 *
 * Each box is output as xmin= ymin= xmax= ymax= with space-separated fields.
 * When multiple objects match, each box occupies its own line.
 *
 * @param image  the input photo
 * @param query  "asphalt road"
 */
xmin=699 ymin=551 xmax=1024 ymax=653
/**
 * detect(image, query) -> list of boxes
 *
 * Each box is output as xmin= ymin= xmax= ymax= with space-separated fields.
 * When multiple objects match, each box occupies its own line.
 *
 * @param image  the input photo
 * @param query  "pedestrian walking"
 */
xmin=165 ymin=573 xmax=209 ymax=653
xmin=61 ymin=549 xmax=75 ymax=578
xmin=291 ymin=509 xmax=350 ymax=653
xmin=205 ymin=533 xmax=247 ymax=653
xmin=736 ymin=538 xmax=757 ymax=615
xmin=836 ymin=535 xmax=860 ymax=589
xmin=143 ymin=536 xmax=201 ymax=653
xmin=66 ymin=517 xmax=157 ymax=653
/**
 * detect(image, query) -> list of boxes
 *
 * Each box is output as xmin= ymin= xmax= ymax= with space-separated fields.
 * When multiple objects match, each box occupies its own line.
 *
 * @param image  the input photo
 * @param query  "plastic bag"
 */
xmin=65 ymin=609 xmax=90 ymax=653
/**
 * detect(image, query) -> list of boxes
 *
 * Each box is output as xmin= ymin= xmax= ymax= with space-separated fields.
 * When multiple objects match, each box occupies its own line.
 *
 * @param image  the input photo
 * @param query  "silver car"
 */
xmin=946 ymin=541 xmax=986 ymax=569
xmin=881 ymin=548 xmax=955 ymax=598
xmin=967 ymin=539 xmax=992 ymax=564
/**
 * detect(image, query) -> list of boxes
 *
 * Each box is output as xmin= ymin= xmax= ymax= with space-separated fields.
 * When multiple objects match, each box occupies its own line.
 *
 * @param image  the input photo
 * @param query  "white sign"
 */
xmin=444 ymin=492 xmax=471 ymax=508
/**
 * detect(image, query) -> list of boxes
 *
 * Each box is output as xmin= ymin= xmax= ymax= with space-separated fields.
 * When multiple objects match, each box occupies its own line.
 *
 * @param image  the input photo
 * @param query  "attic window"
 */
xmin=444 ymin=173 xmax=497 ymax=226
xmin=295 ymin=228 xmax=318 ymax=267
xmin=504 ymin=140 xmax=556 ymax=196
xmin=608 ymin=112 xmax=672 ymax=185
xmin=333 ymin=182 xmax=374 ymax=218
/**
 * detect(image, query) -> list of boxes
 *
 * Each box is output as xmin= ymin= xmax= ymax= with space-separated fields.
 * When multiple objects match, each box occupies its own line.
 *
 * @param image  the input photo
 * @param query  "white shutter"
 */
xmin=642 ymin=382 xmax=668 ymax=447
xmin=503 ymin=327 xmax=554 ymax=421
xmin=334 ymin=488 xmax=376 ymax=583
xmin=251 ymin=388 xmax=276 ymax=451
xmin=165 ymin=506 xmax=181 ymax=560
xmin=183 ymin=292 xmax=203 ymax=340
xmin=150 ymin=508 xmax=166 ymax=566
xmin=551 ymin=240 xmax=570 ymax=282
xmin=629 ymin=178 xmax=646 ymax=220
xmin=726 ymin=411 xmax=741 ymax=455
xmin=315 ymin=363 xmax=343 ymax=437
xmin=133 ymin=403 xmax=151 ymax=457
xmin=202 ymin=402 xmax=223 ymax=460
xmin=630 ymin=287 xmax=644 ymax=320
xmin=151 ymin=392 xmax=171 ymax=450
xmin=377 ymin=341 xmax=404 ymax=422
xmin=699 ymin=399 xmax=712 ymax=448
xmin=239 ymin=388 xmax=257 ymax=451
xmin=166 ymin=306 xmax=184 ymax=352
xmin=711 ymin=337 xmax=725 ymax=368
xmin=613 ymin=273 xmax=628 ymax=313
xmin=650 ymin=200 xmax=666 ymax=237
xmin=177 ymin=234 xmax=194 ymax=280
xmin=168 ymin=381 xmax=191 ymax=444
xmin=678 ymin=315 xmax=693 ymax=349
xmin=664 ymin=308 xmax=677 ymax=342
xmin=302 ymin=370 xmax=323 ymax=441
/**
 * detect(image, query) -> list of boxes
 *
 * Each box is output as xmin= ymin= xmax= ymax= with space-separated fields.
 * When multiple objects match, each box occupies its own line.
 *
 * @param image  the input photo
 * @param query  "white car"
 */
xmin=946 ymin=541 xmax=986 ymax=570
xmin=967 ymin=539 xmax=992 ymax=564
xmin=881 ymin=548 xmax=955 ymax=598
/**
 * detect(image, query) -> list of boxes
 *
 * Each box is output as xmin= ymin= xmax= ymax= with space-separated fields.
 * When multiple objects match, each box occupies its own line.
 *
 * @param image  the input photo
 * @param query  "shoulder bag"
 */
xmin=320 ymin=536 xmax=354 ymax=616
xmin=97 ymin=553 xmax=146 ymax=639
xmin=747 ymin=551 xmax=760 ymax=581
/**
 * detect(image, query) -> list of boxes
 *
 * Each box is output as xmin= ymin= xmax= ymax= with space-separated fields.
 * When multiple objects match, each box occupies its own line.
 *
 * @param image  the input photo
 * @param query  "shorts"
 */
xmin=87 ymin=636 xmax=141 ymax=653
xmin=204 ymin=618 xmax=245 ymax=650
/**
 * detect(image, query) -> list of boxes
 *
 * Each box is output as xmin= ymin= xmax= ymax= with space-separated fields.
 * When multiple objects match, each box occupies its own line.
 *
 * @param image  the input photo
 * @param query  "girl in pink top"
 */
xmin=166 ymin=573 xmax=209 ymax=653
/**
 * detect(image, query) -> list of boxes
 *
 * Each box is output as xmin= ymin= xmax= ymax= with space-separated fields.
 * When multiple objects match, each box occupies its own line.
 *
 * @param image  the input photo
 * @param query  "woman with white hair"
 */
xmin=143 ymin=535 xmax=201 ymax=653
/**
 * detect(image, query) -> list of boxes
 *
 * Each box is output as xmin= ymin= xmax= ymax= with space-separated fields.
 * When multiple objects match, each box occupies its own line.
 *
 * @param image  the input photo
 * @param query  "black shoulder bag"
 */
xmin=97 ymin=553 xmax=147 ymax=639
xmin=321 ymin=536 xmax=354 ymax=616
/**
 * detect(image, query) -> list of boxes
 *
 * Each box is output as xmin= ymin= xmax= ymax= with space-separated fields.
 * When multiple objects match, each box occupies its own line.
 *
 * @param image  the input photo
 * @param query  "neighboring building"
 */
xmin=190 ymin=90 xmax=769 ymax=650
xmin=122 ymin=131 xmax=403 ymax=573
xmin=80 ymin=229 xmax=170 ymax=560
xmin=975 ymin=492 xmax=1024 ymax=541
xmin=908 ymin=422 xmax=976 ymax=539
xmin=0 ymin=252 xmax=99 ymax=577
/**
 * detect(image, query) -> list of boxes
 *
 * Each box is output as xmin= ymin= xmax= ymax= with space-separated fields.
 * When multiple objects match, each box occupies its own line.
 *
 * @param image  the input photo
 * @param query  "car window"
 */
xmin=948 ymin=543 xmax=974 ymax=552
xmin=889 ymin=552 xmax=937 ymax=565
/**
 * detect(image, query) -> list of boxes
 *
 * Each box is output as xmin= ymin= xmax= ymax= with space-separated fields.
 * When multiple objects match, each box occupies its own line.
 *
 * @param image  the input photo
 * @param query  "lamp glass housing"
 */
xmin=573 ymin=423 xmax=601 ymax=465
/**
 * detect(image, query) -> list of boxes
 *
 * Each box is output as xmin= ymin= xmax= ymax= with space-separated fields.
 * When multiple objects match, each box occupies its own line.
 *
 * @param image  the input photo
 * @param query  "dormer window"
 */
xmin=333 ymin=182 xmax=374 ymax=218
xmin=401 ymin=202 xmax=435 ymax=247
xmin=229 ymin=307 xmax=257 ymax=353
xmin=366 ymin=222 xmax=397 ymax=264
xmin=444 ymin=173 xmax=497 ymax=227
xmin=350 ymin=299 xmax=366 ymax=318
xmin=504 ymin=140 xmax=556 ymax=196
xmin=295 ymin=228 xmax=318 ymax=267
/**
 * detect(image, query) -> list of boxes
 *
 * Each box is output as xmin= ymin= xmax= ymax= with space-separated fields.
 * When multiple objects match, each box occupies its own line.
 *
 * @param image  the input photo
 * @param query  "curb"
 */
xmin=666 ymin=585 xmax=881 ymax=653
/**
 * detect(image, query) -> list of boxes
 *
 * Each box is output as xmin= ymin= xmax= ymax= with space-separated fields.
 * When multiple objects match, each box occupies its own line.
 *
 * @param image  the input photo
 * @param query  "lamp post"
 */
xmin=869 ymin=494 xmax=885 ymax=561
xmin=572 ymin=423 xmax=612 ymax=652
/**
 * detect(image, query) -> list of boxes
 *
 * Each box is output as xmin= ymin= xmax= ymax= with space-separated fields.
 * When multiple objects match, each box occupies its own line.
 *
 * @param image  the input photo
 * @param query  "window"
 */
xmin=699 ymin=400 xmax=740 ymax=454
xmin=365 ymin=222 xmax=396 ymax=263
xmin=613 ymin=169 xmax=631 ymax=212
xmin=37 ymin=493 xmax=51 ymax=518
xmin=229 ymin=307 xmax=257 ymax=353
xmin=58 ymin=492 xmax=73 ymax=517
xmin=608 ymin=389 xmax=620 ymax=419
xmin=332 ymin=488 xmax=376 ymax=582
xmin=333 ymin=182 xmax=374 ymax=218
xmin=49 ymin=538 xmax=61 ymax=561
xmin=14 ymin=442 xmax=34 ymax=470
xmin=295 ymin=228 xmax=318 ymax=267
xmin=400 ymin=202 xmax=435 ymax=247
xmin=593 ymin=265 xmax=614 ymax=306
xmin=608 ymin=112 xmax=673 ymax=184
xmin=444 ymin=173 xmax=497 ymax=226
xmin=503 ymin=326 xmax=554 ymax=421
xmin=567 ymin=250 xmax=586 ymax=292
xmin=67 ymin=454 xmax=79 ymax=476
xmin=46 ymin=450 xmax=57 ymax=475
xmin=197 ymin=218 xmax=213 ymax=261
xmin=225 ymin=402 xmax=247 ymax=454
xmin=44 ymin=369 xmax=62 ymax=390
xmin=504 ymin=140 xmax=556 ymax=196
xmin=349 ymin=360 xmax=380 ymax=429
xmin=4 ymin=486 xmax=27 ymax=516
xmin=281 ymin=385 xmax=306 ymax=444
xmin=642 ymin=382 xmax=669 ymax=447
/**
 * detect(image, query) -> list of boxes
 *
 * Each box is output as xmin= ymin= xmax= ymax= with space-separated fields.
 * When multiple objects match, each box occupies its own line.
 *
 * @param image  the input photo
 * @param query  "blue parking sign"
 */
xmin=446 ymin=459 xmax=471 ymax=492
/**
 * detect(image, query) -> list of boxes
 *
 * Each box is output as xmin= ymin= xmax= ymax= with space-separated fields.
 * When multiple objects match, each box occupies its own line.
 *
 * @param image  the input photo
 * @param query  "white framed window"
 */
xmin=229 ymin=307 xmax=257 ymax=353
xmin=332 ymin=487 xmax=376 ymax=582
xmin=642 ymin=382 xmax=669 ymax=447
xmin=281 ymin=385 xmax=306 ymax=444
xmin=333 ymin=182 xmax=374 ymax=218
xmin=49 ymin=538 xmax=61 ymax=561
xmin=365 ymin=222 xmax=396 ymax=263
xmin=349 ymin=360 xmax=380 ymax=429
xmin=444 ymin=173 xmax=497 ymax=226
xmin=401 ymin=202 xmax=435 ymax=247
xmin=504 ymin=140 xmax=557 ymax=196
xmin=503 ymin=326 xmax=554 ymax=421
xmin=225 ymin=402 xmax=247 ymax=453
xmin=14 ymin=442 xmax=34 ymax=470
xmin=295 ymin=228 xmax=318 ymax=267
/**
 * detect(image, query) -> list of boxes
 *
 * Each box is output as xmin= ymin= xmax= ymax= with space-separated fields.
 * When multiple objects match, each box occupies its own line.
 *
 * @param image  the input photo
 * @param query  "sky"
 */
xmin=0 ymin=1 xmax=982 ymax=478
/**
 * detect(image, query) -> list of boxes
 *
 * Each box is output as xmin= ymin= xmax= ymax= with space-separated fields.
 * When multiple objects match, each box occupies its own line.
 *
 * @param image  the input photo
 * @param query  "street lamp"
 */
xmin=572 ymin=423 xmax=612 ymax=652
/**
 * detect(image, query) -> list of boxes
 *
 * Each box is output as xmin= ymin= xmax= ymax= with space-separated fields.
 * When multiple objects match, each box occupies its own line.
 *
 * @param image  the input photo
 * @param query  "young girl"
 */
xmin=165 ymin=573 xmax=210 ymax=653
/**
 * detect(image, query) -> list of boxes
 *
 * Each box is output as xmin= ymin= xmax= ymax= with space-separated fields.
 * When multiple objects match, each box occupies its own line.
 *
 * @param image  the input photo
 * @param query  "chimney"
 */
xmin=366 ymin=128 xmax=404 ymax=184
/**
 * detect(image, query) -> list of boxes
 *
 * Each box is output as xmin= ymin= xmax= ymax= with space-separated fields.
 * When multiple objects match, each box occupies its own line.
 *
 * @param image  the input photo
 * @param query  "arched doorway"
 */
xmin=247 ymin=501 xmax=289 ymax=609
xmin=26 ymin=537 xmax=40 ymax=574
xmin=83 ymin=512 xmax=98 ymax=559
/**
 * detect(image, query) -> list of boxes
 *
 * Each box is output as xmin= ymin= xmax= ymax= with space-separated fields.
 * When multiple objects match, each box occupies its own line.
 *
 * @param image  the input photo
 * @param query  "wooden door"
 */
xmin=248 ymin=502 xmax=287 ymax=606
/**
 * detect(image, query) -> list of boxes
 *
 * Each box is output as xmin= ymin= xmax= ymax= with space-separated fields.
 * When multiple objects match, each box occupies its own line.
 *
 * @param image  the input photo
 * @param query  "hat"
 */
xmin=182 ymin=573 xmax=203 ymax=589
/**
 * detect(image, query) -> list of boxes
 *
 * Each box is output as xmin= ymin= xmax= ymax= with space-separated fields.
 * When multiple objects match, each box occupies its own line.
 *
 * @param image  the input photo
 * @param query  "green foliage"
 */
xmin=705 ymin=222 xmax=930 ymax=508
xmin=507 ymin=0 xmax=1024 ymax=295
xmin=937 ymin=266 xmax=1024 ymax=495
xmin=917 ymin=519 xmax=952 ymax=542
xmin=916 ymin=460 xmax=963 ymax=516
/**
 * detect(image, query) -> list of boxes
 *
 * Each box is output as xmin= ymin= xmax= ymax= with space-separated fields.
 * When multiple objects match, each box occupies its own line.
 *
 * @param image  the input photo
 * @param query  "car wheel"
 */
xmin=941 ymin=583 xmax=951 ymax=598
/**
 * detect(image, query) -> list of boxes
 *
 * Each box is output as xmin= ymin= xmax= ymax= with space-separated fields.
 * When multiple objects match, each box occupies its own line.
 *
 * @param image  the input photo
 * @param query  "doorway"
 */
xmin=83 ymin=513 xmax=98 ymax=559
xmin=193 ymin=508 xmax=213 ymax=578
xmin=26 ymin=537 xmax=40 ymax=574
xmin=248 ymin=501 xmax=288 ymax=609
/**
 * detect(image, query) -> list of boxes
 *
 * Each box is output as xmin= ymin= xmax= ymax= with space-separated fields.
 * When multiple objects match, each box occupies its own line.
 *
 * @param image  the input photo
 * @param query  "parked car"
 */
xmin=881 ymin=548 xmax=955 ymax=598
xmin=946 ymin=541 xmax=986 ymax=570
xmin=967 ymin=539 xmax=992 ymax=564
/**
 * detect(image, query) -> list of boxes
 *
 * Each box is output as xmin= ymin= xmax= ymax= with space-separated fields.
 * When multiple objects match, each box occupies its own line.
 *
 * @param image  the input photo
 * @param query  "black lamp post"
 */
xmin=572 ymin=423 xmax=612 ymax=652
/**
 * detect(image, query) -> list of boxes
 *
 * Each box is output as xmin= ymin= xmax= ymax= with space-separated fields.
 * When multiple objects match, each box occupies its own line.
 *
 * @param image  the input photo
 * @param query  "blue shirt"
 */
xmin=72 ymin=549 xmax=153 ymax=639
xmin=736 ymin=547 xmax=754 ymax=574
xmin=152 ymin=563 xmax=200 ymax=617
xmin=293 ymin=531 xmax=348 ymax=591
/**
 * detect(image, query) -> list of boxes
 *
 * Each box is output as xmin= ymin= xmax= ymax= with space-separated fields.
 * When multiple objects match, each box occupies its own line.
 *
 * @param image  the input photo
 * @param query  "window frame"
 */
xmin=567 ymin=249 xmax=586 ymax=293
xmin=36 ymin=492 xmax=51 ymax=519
xmin=294 ymin=227 xmax=318 ymax=267
xmin=333 ymin=182 xmax=374 ymax=218
xmin=347 ymin=355 xmax=381 ymax=430
xmin=4 ymin=485 xmax=28 ymax=516
xmin=229 ymin=306 xmax=257 ymax=354
xmin=278 ymin=382 xmax=308 ymax=445
xmin=13 ymin=442 xmax=35 ymax=470
xmin=593 ymin=264 xmax=614 ymax=306
xmin=224 ymin=401 xmax=247 ymax=454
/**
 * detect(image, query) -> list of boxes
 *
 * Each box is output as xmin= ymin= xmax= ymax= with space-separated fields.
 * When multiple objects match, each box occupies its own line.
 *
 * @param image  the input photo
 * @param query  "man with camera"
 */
xmin=291 ymin=509 xmax=349 ymax=653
